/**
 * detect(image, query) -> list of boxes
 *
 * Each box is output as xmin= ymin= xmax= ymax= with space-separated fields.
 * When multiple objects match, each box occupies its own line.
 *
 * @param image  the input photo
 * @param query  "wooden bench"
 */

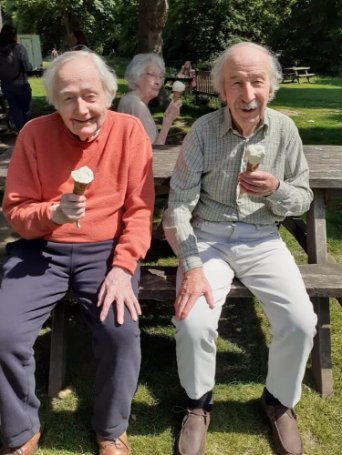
xmin=193 ymin=70 xmax=218 ymax=102
xmin=48 ymin=262 xmax=342 ymax=398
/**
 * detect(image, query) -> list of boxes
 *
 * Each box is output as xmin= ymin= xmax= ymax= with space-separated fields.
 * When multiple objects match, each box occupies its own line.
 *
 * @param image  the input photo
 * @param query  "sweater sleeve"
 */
xmin=112 ymin=129 xmax=155 ymax=274
xmin=3 ymin=134 xmax=61 ymax=238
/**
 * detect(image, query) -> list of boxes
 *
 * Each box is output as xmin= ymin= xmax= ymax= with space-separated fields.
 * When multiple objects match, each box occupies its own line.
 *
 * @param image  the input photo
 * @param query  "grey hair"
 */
xmin=124 ymin=53 xmax=165 ymax=90
xmin=43 ymin=50 xmax=118 ymax=108
xmin=211 ymin=42 xmax=283 ymax=102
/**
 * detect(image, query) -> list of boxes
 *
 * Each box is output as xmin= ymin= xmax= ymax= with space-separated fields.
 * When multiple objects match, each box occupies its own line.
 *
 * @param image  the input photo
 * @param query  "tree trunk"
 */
xmin=137 ymin=0 xmax=169 ymax=55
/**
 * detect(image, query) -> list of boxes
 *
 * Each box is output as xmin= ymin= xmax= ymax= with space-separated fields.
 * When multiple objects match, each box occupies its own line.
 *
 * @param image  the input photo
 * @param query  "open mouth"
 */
xmin=74 ymin=118 xmax=93 ymax=124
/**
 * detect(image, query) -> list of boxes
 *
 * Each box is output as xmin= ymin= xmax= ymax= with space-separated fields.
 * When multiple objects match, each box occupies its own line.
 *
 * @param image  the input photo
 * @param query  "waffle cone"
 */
xmin=172 ymin=91 xmax=182 ymax=102
xmin=246 ymin=162 xmax=259 ymax=172
xmin=73 ymin=181 xmax=88 ymax=195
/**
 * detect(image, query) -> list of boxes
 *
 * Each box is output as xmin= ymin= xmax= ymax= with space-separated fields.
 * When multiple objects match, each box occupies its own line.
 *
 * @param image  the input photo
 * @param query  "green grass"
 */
xmin=16 ymin=74 xmax=342 ymax=454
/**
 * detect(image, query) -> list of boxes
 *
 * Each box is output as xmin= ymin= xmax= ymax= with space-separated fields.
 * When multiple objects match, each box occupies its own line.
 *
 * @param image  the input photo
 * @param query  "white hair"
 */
xmin=211 ymin=42 xmax=283 ymax=102
xmin=43 ymin=50 xmax=117 ymax=108
xmin=124 ymin=53 xmax=165 ymax=90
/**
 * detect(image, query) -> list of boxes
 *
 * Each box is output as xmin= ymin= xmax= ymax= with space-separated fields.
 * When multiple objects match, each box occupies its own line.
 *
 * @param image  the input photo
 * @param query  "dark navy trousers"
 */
xmin=0 ymin=239 xmax=141 ymax=448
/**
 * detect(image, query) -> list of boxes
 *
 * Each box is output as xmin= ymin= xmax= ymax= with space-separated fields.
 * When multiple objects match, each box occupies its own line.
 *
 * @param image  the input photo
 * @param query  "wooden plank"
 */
xmin=311 ymin=297 xmax=333 ymax=398
xmin=48 ymin=301 xmax=67 ymax=398
xmin=139 ymin=264 xmax=342 ymax=299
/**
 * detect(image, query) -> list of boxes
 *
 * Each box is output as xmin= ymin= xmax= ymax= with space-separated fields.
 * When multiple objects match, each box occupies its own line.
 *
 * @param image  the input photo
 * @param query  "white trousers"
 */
xmin=173 ymin=220 xmax=317 ymax=408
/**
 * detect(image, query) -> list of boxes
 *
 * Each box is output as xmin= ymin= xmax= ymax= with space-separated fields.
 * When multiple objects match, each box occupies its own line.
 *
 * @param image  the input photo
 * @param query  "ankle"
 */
xmin=187 ymin=391 xmax=213 ymax=412
xmin=264 ymin=388 xmax=282 ymax=407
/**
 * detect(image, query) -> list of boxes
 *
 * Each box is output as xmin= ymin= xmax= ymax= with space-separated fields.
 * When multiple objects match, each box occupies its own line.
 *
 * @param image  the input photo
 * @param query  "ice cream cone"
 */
xmin=171 ymin=81 xmax=186 ymax=102
xmin=172 ymin=91 xmax=183 ymax=102
xmin=73 ymin=181 xmax=88 ymax=195
xmin=70 ymin=166 xmax=94 ymax=227
xmin=245 ymin=145 xmax=266 ymax=172
xmin=246 ymin=162 xmax=260 ymax=172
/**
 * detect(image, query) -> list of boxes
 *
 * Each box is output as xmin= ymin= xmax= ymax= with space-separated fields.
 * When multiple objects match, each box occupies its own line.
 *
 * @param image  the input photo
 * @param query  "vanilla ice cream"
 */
xmin=171 ymin=80 xmax=186 ymax=101
xmin=245 ymin=145 xmax=266 ymax=171
xmin=71 ymin=166 xmax=94 ymax=194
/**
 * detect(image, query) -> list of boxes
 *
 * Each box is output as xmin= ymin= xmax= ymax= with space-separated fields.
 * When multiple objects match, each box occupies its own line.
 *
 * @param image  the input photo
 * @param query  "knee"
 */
xmin=97 ymin=319 xmax=140 ymax=353
xmin=0 ymin=324 xmax=29 ymax=361
xmin=283 ymin=308 xmax=317 ymax=343
xmin=175 ymin=316 xmax=217 ymax=347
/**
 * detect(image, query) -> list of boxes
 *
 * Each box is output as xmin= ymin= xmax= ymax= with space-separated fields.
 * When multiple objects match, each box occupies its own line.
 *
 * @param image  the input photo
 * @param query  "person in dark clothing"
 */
xmin=0 ymin=24 xmax=32 ymax=132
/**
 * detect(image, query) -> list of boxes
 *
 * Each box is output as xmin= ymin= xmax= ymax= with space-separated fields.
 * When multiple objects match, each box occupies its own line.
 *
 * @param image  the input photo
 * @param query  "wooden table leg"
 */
xmin=307 ymin=189 xmax=333 ymax=397
xmin=311 ymin=297 xmax=333 ymax=398
xmin=48 ymin=301 xmax=67 ymax=398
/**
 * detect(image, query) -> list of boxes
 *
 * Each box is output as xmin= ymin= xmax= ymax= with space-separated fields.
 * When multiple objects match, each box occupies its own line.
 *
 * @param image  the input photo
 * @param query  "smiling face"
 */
xmin=222 ymin=45 xmax=273 ymax=137
xmin=54 ymin=56 xmax=108 ymax=141
xmin=136 ymin=63 xmax=164 ymax=104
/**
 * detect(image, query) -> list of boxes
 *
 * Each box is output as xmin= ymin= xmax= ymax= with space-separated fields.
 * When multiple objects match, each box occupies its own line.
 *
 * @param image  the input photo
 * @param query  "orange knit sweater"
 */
xmin=3 ymin=110 xmax=155 ymax=274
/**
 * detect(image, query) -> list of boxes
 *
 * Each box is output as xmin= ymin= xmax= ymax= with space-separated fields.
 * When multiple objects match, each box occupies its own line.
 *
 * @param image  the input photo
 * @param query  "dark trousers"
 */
xmin=0 ymin=239 xmax=141 ymax=448
xmin=1 ymin=82 xmax=32 ymax=132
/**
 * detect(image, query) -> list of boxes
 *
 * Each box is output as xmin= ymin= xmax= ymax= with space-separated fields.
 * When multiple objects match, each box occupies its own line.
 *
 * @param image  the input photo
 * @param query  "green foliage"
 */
xmin=163 ymin=0 xmax=296 ymax=66
xmin=2 ymin=0 xmax=138 ymax=57
xmin=271 ymin=0 xmax=342 ymax=74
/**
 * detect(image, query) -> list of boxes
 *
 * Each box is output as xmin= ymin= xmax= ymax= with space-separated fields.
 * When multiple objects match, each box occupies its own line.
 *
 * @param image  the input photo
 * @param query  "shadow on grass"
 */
xmin=32 ymin=286 xmax=318 ymax=453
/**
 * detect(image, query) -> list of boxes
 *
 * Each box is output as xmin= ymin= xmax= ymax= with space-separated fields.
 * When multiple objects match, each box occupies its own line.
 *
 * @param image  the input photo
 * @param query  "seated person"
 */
xmin=0 ymin=50 xmax=154 ymax=455
xmin=117 ymin=53 xmax=181 ymax=145
xmin=177 ymin=60 xmax=196 ymax=88
xmin=177 ymin=60 xmax=194 ymax=77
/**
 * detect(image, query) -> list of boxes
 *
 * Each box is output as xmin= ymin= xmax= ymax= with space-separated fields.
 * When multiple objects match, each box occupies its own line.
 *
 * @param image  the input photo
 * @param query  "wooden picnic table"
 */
xmin=152 ymin=143 xmax=342 ymax=398
xmin=283 ymin=66 xmax=315 ymax=83
xmin=164 ymin=75 xmax=194 ymax=86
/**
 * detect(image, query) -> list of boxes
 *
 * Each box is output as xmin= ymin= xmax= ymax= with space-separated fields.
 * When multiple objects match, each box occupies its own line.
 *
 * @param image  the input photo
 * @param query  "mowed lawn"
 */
xmin=9 ymin=74 xmax=342 ymax=454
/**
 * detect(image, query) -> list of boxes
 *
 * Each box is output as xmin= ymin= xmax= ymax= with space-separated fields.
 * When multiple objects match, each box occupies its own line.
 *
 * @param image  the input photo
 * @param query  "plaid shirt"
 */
xmin=163 ymin=106 xmax=313 ymax=271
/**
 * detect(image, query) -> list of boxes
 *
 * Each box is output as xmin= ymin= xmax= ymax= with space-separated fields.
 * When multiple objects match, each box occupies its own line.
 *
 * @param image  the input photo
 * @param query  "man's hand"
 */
xmin=50 ymin=193 xmax=86 ymax=224
xmin=175 ymin=267 xmax=214 ymax=320
xmin=97 ymin=266 xmax=141 ymax=325
xmin=239 ymin=170 xmax=279 ymax=197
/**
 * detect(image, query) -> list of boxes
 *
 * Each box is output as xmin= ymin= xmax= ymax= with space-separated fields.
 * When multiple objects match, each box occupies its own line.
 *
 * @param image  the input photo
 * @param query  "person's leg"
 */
xmin=229 ymin=224 xmax=317 ymax=408
xmin=174 ymin=257 xmax=232 ymax=401
xmin=70 ymin=241 xmax=141 ymax=441
xmin=18 ymin=83 xmax=32 ymax=128
xmin=228 ymin=223 xmax=316 ymax=455
xmin=0 ymin=239 xmax=70 ymax=448
xmin=173 ymin=220 xmax=236 ymax=455
xmin=1 ymin=84 xmax=22 ymax=132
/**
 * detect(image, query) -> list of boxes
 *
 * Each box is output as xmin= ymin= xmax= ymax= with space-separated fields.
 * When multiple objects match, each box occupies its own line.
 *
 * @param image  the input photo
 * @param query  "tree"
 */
xmin=137 ymin=0 xmax=169 ymax=54
xmin=163 ymin=0 xmax=296 ymax=66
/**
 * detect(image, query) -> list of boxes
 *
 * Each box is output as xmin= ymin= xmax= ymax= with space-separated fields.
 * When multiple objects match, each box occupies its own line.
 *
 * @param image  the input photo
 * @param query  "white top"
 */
xmin=117 ymin=93 xmax=158 ymax=143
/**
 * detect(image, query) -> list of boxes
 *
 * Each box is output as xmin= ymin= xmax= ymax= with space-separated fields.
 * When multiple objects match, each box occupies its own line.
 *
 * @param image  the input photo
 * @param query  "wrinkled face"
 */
xmin=54 ymin=56 xmax=108 ymax=141
xmin=137 ymin=63 xmax=164 ymax=103
xmin=222 ymin=45 xmax=273 ymax=137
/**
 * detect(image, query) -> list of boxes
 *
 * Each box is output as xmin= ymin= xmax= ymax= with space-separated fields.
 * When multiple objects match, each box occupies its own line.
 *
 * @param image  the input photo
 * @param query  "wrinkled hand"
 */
xmin=239 ymin=170 xmax=279 ymax=197
xmin=175 ymin=267 xmax=214 ymax=320
xmin=51 ymin=193 xmax=86 ymax=224
xmin=164 ymin=99 xmax=182 ymax=122
xmin=97 ymin=266 xmax=141 ymax=325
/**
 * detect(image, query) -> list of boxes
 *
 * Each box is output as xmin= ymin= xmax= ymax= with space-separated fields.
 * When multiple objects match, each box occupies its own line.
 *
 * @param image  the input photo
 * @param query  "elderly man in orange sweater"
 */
xmin=0 ymin=50 xmax=154 ymax=455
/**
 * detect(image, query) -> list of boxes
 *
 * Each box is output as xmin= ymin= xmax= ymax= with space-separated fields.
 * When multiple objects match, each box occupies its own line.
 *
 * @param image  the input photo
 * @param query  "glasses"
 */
xmin=145 ymin=72 xmax=165 ymax=81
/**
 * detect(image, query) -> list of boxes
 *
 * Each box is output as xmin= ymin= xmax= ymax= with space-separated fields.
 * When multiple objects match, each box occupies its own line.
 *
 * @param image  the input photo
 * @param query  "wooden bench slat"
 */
xmin=139 ymin=263 xmax=342 ymax=299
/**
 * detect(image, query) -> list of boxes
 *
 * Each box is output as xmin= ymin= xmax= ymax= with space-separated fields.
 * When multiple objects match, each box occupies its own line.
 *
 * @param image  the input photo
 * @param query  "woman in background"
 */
xmin=0 ymin=24 xmax=32 ymax=132
xmin=118 ymin=53 xmax=181 ymax=145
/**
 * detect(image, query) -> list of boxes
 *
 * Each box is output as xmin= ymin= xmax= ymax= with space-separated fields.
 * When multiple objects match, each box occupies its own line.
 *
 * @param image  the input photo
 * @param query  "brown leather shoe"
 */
xmin=176 ymin=408 xmax=211 ymax=455
xmin=0 ymin=430 xmax=41 ymax=455
xmin=261 ymin=390 xmax=303 ymax=455
xmin=97 ymin=432 xmax=131 ymax=455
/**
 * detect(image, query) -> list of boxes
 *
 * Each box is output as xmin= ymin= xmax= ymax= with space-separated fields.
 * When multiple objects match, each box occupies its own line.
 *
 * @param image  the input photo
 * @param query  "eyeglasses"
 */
xmin=145 ymin=72 xmax=165 ymax=81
